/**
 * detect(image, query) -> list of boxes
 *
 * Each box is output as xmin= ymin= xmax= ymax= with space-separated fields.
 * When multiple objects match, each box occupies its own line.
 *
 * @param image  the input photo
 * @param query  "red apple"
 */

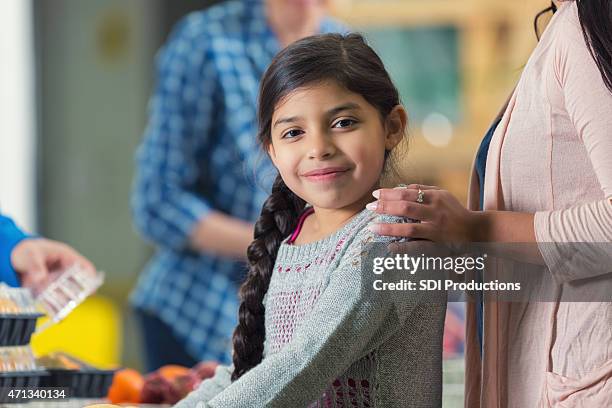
xmin=173 ymin=371 xmax=202 ymax=399
xmin=192 ymin=361 xmax=219 ymax=381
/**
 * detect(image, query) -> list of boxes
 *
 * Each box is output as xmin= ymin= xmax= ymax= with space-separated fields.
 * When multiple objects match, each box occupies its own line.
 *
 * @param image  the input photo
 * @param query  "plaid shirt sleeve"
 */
xmin=131 ymin=18 xmax=218 ymax=250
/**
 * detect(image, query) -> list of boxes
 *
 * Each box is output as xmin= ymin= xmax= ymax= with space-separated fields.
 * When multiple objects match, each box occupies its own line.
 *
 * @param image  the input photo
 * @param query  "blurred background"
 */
xmin=0 ymin=0 xmax=551 ymax=406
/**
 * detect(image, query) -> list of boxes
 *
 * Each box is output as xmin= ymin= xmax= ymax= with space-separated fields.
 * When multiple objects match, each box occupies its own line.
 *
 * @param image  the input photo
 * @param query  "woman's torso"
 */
xmin=477 ymin=2 xmax=612 ymax=406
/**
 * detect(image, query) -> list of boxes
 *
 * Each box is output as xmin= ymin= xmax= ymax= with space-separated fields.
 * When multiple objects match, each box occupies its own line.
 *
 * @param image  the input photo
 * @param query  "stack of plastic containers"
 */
xmin=0 ymin=284 xmax=47 ymax=403
xmin=37 ymin=352 xmax=116 ymax=399
xmin=0 ymin=264 xmax=110 ymax=403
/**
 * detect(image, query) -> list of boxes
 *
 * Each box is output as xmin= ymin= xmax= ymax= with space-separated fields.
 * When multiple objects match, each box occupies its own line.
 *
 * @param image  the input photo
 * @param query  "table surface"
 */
xmin=4 ymin=400 xmax=170 ymax=408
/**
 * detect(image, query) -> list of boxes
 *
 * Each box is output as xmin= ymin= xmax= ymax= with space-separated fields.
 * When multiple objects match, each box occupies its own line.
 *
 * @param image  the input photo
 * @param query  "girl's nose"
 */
xmin=307 ymin=132 xmax=337 ymax=159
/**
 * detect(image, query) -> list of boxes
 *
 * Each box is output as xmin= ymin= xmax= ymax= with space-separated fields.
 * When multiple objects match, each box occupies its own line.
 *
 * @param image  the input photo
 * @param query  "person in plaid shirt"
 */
xmin=130 ymin=0 xmax=346 ymax=371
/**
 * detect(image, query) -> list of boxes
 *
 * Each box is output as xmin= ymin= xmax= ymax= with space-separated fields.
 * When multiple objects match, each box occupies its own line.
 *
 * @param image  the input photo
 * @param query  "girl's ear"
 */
xmin=267 ymin=143 xmax=278 ymax=167
xmin=384 ymin=105 xmax=408 ymax=150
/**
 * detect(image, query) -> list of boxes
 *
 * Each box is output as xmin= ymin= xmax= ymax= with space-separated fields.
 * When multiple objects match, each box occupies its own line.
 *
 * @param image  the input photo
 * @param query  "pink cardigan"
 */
xmin=465 ymin=2 xmax=612 ymax=407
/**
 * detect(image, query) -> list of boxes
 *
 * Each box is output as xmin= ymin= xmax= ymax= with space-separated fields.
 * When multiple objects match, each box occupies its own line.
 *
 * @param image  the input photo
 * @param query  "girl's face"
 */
xmin=268 ymin=81 xmax=405 ymax=210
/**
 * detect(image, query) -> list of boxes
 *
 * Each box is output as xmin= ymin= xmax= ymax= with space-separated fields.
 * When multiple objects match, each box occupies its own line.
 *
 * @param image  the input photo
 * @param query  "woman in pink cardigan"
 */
xmin=368 ymin=1 xmax=612 ymax=406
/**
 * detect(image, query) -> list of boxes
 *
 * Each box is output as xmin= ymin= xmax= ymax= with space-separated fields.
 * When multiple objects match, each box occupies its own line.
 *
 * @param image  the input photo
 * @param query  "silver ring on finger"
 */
xmin=416 ymin=189 xmax=425 ymax=204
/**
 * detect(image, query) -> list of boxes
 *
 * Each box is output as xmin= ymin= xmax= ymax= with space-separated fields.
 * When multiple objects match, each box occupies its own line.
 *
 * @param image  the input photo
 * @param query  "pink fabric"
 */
xmin=465 ymin=2 xmax=612 ymax=407
xmin=287 ymin=207 xmax=315 ymax=244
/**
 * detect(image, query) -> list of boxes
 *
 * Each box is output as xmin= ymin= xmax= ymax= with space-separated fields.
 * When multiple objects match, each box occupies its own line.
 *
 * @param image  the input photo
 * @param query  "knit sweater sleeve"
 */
xmin=176 ymin=228 xmax=416 ymax=408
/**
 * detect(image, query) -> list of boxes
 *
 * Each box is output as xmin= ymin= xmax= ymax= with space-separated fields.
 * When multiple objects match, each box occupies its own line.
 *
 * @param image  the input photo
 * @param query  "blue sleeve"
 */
xmin=130 ymin=15 xmax=217 ymax=251
xmin=0 ymin=215 xmax=29 ymax=287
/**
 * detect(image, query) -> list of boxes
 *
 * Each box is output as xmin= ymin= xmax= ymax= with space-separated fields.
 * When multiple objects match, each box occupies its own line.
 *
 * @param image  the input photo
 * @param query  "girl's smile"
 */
xmin=267 ymin=80 xmax=404 ymax=212
xmin=301 ymin=166 xmax=351 ymax=182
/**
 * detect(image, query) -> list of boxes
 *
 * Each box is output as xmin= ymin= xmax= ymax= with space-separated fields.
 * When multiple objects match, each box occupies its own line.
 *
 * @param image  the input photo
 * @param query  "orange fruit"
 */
xmin=158 ymin=365 xmax=190 ymax=381
xmin=107 ymin=368 xmax=144 ymax=404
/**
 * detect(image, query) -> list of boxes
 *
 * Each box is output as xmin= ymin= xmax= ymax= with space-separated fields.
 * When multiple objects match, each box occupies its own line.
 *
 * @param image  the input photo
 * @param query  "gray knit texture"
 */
xmin=175 ymin=209 xmax=446 ymax=408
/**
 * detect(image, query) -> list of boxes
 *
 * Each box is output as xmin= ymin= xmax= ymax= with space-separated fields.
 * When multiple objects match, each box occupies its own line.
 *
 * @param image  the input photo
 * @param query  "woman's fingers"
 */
xmin=376 ymin=187 xmax=437 ymax=204
xmin=369 ymin=221 xmax=436 ymax=241
xmin=370 ymin=185 xmax=476 ymax=245
xmin=370 ymin=200 xmax=435 ymax=221
xmin=378 ymin=188 xmax=420 ymax=202
xmin=404 ymin=184 xmax=440 ymax=191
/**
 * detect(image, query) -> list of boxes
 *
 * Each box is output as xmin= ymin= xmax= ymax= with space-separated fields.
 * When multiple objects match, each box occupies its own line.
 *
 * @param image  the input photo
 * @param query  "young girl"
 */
xmin=176 ymin=33 xmax=446 ymax=408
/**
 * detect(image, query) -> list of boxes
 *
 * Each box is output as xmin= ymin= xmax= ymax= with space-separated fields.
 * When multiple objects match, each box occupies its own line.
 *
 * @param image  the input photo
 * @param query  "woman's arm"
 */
xmin=369 ymin=187 xmax=544 ymax=264
xmin=369 ymin=187 xmax=535 ymax=243
xmin=370 ymin=182 xmax=612 ymax=276
xmin=533 ymin=15 xmax=612 ymax=281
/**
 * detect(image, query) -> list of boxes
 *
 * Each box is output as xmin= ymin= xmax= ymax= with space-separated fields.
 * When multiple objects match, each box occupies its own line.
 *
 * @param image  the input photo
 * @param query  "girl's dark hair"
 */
xmin=231 ymin=33 xmax=401 ymax=381
xmin=578 ymin=0 xmax=612 ymax=93
xmin=535 ymin=1 xmax=612 ymax=93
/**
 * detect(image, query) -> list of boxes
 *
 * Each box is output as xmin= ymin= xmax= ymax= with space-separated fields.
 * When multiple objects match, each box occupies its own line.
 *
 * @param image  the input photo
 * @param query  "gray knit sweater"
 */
xmin=175 ymin=209 xmax=446 ymax=408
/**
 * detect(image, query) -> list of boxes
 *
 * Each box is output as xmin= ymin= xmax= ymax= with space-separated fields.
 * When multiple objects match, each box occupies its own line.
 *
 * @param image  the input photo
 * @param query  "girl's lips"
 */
xmin=302 ymin=167 xmax=349 ymax=182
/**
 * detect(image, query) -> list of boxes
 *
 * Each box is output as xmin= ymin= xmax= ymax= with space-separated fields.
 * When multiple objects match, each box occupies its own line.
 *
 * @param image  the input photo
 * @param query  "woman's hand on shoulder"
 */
xmin=367 ymin=184 xmax=484 ymax=245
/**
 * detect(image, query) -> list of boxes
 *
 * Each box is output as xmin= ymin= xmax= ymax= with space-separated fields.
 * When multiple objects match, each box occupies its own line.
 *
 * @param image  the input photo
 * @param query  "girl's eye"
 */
xmin=333 ymin=118 xmax=357 ymax=129
xmin=282 ymin=129 xmax=304 ymax=139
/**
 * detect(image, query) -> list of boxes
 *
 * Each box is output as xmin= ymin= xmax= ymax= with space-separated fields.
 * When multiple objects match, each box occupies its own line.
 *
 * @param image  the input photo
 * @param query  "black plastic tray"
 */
xmin=0 ymin=314 xmax=43 ymax=346
xmin=39 ymin=368 xmax=115 ymax=398
xmin=0 ymin=370 xmax=47 ymax=403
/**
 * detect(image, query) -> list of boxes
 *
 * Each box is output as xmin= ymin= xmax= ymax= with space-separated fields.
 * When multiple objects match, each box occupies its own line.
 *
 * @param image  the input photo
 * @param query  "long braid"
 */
xmin=231 ymin=32 xmax=403 ymax=381
xmin=231 ymin=175 xmax=306 ymax=381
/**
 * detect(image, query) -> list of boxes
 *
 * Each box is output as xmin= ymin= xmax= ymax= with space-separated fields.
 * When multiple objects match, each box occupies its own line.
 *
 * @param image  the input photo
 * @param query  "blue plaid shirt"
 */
xmin=130 ymin=0 xmax=346 ymax=364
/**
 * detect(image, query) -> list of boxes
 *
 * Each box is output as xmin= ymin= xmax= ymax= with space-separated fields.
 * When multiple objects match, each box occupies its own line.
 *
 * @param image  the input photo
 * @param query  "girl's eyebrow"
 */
xmin=273 ymin=115 xmax=301 ymax=129
xmin=273 ymin=102 xmax=361 ymax=129
xmin=325 ymin=102 xmax=361 ymax=117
